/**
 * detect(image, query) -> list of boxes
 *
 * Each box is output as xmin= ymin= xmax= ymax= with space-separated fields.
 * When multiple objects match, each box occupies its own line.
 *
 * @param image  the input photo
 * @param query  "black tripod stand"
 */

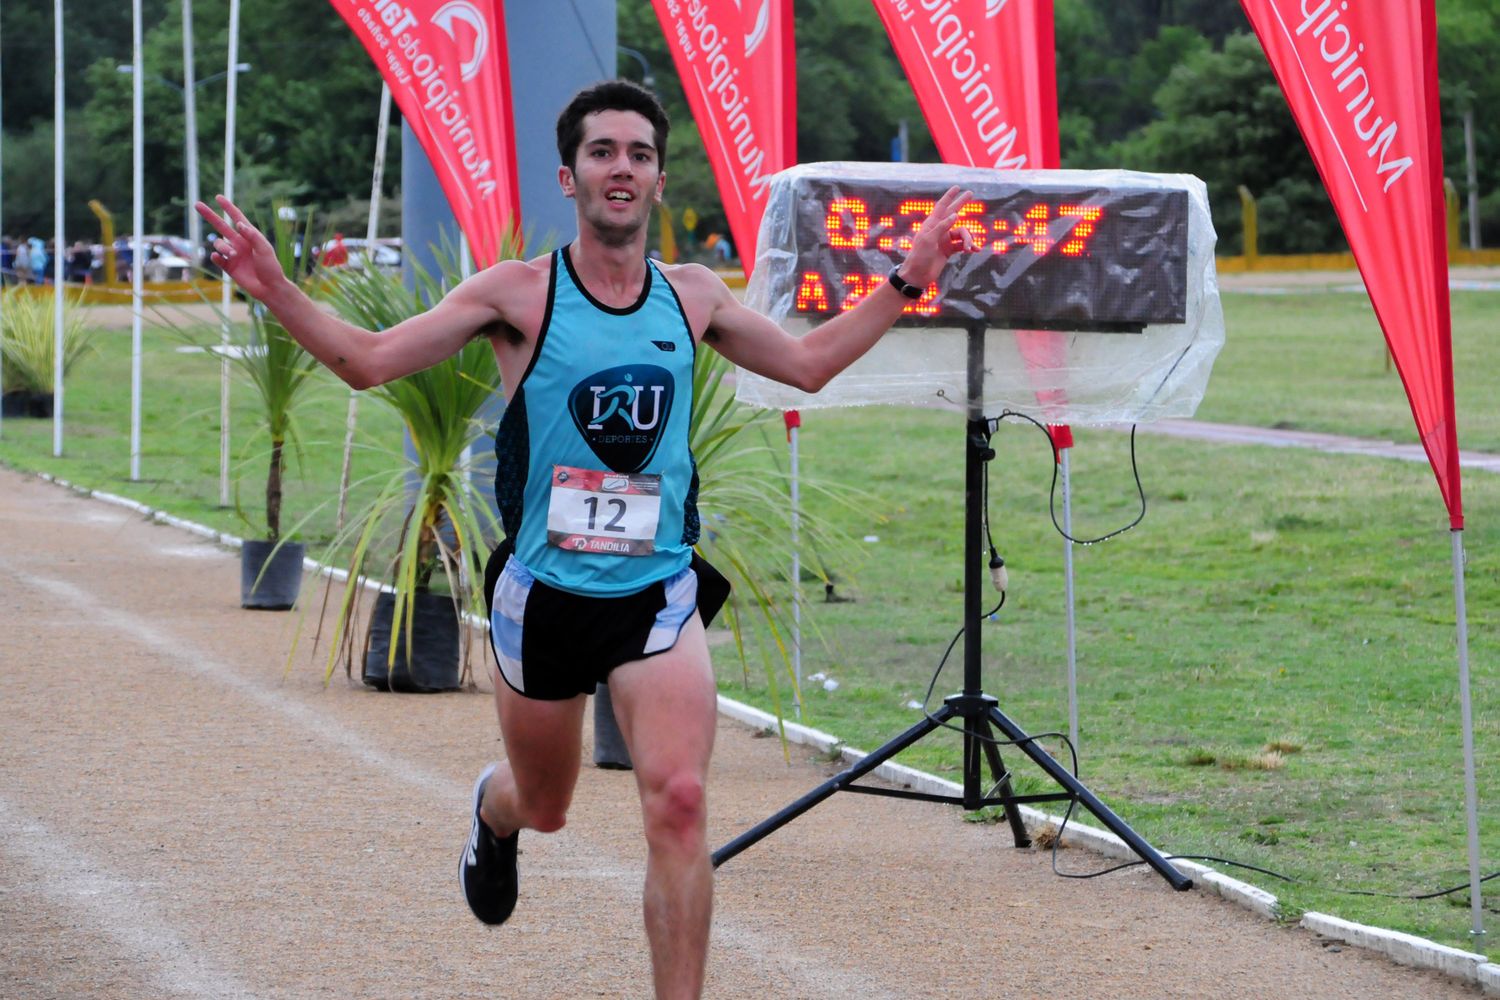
xmin=712 ymin=324 xmax=1192 ymax=892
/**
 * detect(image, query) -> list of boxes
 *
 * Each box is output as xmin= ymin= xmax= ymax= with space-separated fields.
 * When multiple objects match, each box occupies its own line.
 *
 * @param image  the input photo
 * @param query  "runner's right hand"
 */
xmin=195 ymin=195 xmax=288 ymax=303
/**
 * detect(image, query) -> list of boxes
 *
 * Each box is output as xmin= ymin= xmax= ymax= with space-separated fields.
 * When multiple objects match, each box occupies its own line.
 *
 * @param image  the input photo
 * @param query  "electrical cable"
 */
xmin=924 ymin=414 xmax=1485 ymax=909
xmin=989 ymin=411 xmax=1147 ymax=546
xmin=1042 ymin=761 xmax=1500 ymax=909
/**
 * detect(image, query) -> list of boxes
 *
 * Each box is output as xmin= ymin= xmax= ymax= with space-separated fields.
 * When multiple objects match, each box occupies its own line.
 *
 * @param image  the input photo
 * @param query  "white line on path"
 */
xmin=3 ymin=558 xmax=903 ymax=1000
xmin=0 ymin=795 xmax=261 ymax=1000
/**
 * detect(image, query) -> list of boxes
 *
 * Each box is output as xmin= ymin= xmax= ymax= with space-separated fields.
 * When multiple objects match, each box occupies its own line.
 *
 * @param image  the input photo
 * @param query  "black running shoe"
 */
xmin=459 ymin=763 xmax=519 ymax=925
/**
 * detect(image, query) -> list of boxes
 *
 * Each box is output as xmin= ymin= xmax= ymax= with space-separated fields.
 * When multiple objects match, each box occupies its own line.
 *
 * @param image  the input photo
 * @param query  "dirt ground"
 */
xmin=0 ymin=467 xmax=1487 ymax=998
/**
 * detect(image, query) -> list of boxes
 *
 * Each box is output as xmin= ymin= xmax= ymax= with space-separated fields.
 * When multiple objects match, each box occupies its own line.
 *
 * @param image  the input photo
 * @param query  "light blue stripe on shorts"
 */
xmin=644 ymin=565 xmax=699 ymax=656
xmin=491 ymin=557 xmax=533 ymax=694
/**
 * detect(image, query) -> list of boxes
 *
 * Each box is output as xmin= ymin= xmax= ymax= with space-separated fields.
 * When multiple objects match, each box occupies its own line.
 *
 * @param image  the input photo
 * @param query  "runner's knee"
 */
xmin=641 ymin=770 xmax=707 ymax=846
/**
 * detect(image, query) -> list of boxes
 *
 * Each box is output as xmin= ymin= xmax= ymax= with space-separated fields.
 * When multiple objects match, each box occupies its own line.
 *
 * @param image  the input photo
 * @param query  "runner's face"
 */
xmin=560 ymin=110 xmax=664 ymax=245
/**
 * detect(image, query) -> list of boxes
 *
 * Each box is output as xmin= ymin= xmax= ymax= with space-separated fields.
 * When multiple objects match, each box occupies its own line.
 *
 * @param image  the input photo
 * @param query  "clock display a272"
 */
xmin=787 ymin=177 xmax=1191 ymax=332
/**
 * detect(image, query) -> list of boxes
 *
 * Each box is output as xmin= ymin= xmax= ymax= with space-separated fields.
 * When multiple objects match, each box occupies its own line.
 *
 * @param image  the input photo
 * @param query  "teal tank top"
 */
xmin=493 ymin=246 xmax=699 ymax=596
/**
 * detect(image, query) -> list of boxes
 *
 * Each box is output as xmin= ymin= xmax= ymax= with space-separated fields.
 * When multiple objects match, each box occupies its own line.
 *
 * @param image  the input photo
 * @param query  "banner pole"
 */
xmin=1452 ymin=528 xmax=1484 ymax=939
xmin=1061 ymin=446 xmax=1078 ymax=756
xmin=335 ymin=83 xmax=393 ymax=533
xmin=790 ymin=419 xmax=802 ymax=717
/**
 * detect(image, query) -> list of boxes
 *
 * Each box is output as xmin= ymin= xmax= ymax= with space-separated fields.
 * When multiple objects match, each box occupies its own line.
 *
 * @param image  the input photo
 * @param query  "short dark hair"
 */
xmin=556 ymin=79 xmax=670 ymax=171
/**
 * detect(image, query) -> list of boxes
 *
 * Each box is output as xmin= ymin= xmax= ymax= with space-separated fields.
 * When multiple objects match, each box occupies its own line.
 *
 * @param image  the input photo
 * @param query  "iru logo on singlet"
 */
xmin=568 ymin=365 xmax=675 ymax=474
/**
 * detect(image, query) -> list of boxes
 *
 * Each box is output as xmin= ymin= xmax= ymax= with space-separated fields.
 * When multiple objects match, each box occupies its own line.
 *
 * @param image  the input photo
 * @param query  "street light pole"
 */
xmin=115 ymin=59 xmax=248 ymax=248
xmin=1464 ymin=107 xmax=1480 ymax=251
xmin=618 ymin=46 xmax=655 ymax=89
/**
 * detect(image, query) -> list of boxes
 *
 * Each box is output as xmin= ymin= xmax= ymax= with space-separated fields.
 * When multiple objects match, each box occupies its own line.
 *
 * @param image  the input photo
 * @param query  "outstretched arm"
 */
xmin=196 ymin=195 xmax=503 ymax=389
xmin=701 ymin=185 xmax=971 ymax=393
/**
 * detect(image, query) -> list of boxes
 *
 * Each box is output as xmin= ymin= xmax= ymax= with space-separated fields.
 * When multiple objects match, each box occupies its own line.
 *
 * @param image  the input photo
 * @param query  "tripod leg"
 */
xmin=712 ymin=707 xmax=953 ymax=868
xmin=986 ymin=705 xmax=1190 ymax=890
xmin=975 ymin=716 xmax=1031 ymax=848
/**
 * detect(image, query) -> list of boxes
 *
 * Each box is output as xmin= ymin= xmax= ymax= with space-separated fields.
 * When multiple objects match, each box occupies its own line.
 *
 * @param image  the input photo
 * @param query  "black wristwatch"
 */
xmin=887 ymin=267 xmax=924 ymax=300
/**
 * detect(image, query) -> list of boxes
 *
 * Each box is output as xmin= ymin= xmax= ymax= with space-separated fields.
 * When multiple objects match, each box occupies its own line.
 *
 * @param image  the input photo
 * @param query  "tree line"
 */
xmin=1 ymin=0 xmax=1494 ymax=254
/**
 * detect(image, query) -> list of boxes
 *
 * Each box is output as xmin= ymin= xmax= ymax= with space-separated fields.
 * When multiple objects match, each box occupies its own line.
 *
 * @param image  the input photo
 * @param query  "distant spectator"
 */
xmin=714 ymin=236 xmax=734 ymax=264
xmin=321 ymin=233 xmax=349 ymax=268
xmin=27 ymin=238 xmax=48 ymax=284
xmin=67 ymin=241 xmax=92 ymax=284
xmin=12 ymin=239 xmax=32 ymax=285
xmin=115 ymin=238 xmax=134 ymax=283
xmin=1 ymin=238 xmax=14 ymax=284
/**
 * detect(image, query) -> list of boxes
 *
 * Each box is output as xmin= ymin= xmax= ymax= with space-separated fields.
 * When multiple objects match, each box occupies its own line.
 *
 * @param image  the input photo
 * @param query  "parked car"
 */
xmin=115 ymin=235 xmax=200 ymax=281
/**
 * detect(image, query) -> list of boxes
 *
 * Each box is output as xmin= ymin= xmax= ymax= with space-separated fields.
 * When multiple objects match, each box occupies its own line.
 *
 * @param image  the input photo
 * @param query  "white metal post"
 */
xmin=0 ymin=0 xmax=6 ymax=441
xmin=182 ymin=0 xmax=200 ymax=256
xmin=218 ymin=0 xmax=241 ymax=506
xmin=790 ymin=420 xmax=802 ymax=717
xmin=130 ymin=0 xmax=144 ymax=481
xmin=1453 ymin=530 xmax=1485 ymax=938
xmin=52 ymin=0 xmax=65 ymax=457
xmin=1061 ymin=446 xmax=1078 ymax=756
xmin=336 ymin=83 xmax=393 ymax=532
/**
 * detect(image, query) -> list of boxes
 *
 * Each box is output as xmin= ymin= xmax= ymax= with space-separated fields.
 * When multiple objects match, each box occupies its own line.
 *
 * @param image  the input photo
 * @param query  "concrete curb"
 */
xmin=28 ymin=471 xmax=1497 ymax=996
xmin=37 ymin=473 xmax=489 ymax=632
xmin=716 ymin=692 xmax=1497 ymax=995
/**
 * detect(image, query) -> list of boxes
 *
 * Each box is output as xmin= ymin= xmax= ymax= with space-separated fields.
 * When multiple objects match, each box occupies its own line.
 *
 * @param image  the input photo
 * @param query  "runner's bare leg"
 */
xmin=608 ymin=613 xmax=718 ymax=1000
xmin=481 ymin=680 xmax=588 ymax=836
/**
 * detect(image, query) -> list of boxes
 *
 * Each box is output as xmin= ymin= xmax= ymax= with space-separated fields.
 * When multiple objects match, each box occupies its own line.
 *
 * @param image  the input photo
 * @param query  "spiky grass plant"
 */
xmin=0 ymin=289 xmax=95 ymax=395
xmin=238 ymin=213 xmax=325 ymax=541
xmin=159 ymin=207 xmax=324 ymax=543
xmin=314 ymin=247 xmax=507 ymax=689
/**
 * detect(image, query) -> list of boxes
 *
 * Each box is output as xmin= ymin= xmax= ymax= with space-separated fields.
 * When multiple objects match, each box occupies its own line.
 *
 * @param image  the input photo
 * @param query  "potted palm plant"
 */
xmin=0 ymin=289 xmax=95 ymax=418
xmin=181 ymin=207 xmax=323 ymax=609
xmin=315 ymin=250 xmax=505 ymax=692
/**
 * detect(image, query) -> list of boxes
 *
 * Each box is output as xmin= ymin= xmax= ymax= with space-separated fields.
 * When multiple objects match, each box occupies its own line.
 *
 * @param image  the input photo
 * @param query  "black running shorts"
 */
xmin=483 ymin=541 xmax=730 ymax=701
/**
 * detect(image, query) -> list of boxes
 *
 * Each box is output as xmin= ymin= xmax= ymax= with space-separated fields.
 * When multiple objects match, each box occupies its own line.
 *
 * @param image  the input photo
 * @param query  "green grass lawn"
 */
xmin=0 ymin=317 xmax=413 ymax=550
xmin=3 ymin=288 xmax=1497 ymax=948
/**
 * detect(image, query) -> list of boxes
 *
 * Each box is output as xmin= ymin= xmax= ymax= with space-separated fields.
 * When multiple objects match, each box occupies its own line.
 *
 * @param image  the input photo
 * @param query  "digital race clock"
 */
xmin=784 ymin=174 xmax=1189 ymax=332
xmin=739 ymin=163 xmax=1224 ymax=425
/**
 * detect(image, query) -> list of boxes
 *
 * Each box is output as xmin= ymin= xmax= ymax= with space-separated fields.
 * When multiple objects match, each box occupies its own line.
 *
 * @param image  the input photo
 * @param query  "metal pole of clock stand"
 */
xmin=711 ymin=322 xmax=1192 ymax=893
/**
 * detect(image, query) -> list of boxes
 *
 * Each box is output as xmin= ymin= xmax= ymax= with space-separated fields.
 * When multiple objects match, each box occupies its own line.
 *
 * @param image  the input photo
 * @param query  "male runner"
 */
xmin=199 ymin=79 xmax=969 ymax=1000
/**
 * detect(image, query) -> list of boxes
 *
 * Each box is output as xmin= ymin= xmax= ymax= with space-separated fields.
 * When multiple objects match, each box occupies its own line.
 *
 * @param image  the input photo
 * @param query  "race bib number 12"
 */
xmin=546 ymin=465 xmax=662 ymax=556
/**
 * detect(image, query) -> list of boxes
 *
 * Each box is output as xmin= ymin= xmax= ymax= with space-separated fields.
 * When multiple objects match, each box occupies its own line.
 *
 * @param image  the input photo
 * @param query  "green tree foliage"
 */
xmin=1110 ymin=32 xmax=1341 ymax=254
xmin=1436 ymin=0 xmax=1500 ymax=244
xmin=4 ymin=1 xmax=388 ymax=239
xmin=4 ymin=1 xmax=1495 ymax=254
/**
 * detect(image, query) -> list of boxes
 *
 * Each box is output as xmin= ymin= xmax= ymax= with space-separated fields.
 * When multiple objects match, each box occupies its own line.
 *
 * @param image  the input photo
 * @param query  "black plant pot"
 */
xmin=1 ymin=391 xmax=29 ymax=418
xmin=592 ymin=681 xmax=633 ymax=770
xmin=240 ymin=539 xmax=306 ymax=610
xmin=363 ymin=590 xmax=461 ymax=693
xmin=26 ymin=392 xmax=54 ymax=419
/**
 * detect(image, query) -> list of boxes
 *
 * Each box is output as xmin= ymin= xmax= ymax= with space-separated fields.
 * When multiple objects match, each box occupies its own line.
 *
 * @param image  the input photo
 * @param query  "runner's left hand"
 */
xmin=894 ymin=186 xmax=973 ymax=289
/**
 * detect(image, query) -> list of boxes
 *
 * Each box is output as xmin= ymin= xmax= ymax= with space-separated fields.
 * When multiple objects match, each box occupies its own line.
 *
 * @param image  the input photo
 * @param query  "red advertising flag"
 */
xmin=874 ymin=1 xmax=1068 ymax=437
xmin=1242 ymin=0 xmax=1460 ymax=527
xmin=871 ymin=0 xmax=1059 ymax=171
xmin=651 ymin=0 xmax=796 ymax=275
xmin=329 ymin=0 xmax=521 ymax=268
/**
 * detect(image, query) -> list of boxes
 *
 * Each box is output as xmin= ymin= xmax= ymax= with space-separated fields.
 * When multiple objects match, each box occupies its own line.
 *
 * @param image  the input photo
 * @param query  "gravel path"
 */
xmin=0 ymin=467 xmax=1484 ymax=998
